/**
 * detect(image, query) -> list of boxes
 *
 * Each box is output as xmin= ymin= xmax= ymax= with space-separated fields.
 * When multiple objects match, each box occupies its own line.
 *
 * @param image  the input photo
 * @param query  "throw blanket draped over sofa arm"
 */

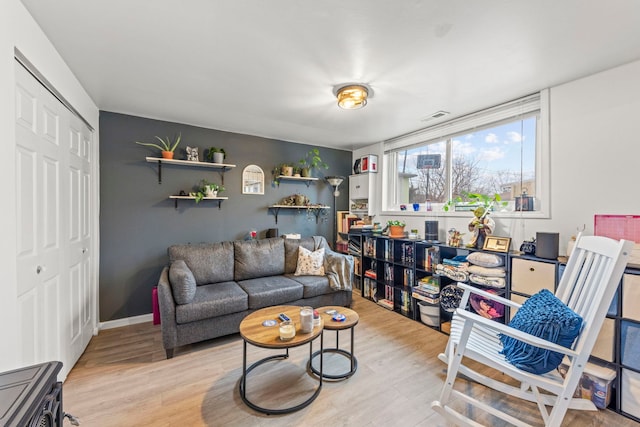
xmin=157 ymin=236 xmax=353 ymax=358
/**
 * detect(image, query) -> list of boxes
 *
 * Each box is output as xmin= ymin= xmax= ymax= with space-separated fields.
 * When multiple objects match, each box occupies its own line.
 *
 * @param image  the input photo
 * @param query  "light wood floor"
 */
xmin=64 ymin=294 xmax=639 ymax=426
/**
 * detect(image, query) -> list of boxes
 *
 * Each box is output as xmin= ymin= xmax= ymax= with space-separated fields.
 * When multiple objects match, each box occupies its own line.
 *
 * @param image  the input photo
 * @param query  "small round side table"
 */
xmin=309 ymin=305 xmax=359 ymax=380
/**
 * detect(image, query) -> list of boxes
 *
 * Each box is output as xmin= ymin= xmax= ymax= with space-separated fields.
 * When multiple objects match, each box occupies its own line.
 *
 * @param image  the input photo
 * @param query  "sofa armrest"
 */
xmin=157 ymin=266 xmax=178 ymax=356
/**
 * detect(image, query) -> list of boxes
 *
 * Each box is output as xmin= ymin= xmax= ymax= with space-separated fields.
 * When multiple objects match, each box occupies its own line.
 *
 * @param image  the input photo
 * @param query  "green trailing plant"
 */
xmin=298 ymin=148 xmax=329 ymax=177
xmin=194 ymin=179 xmax=225 ymax=203
xmin=443 ymin=192 xmax=507 ymax=213
xmin=387 ymin=220 xmax=406 ymax=227
xmin=135 ymin=133 xmax=181 ymax=153
xmin=206 ymin=147 xmax=226 ymax=162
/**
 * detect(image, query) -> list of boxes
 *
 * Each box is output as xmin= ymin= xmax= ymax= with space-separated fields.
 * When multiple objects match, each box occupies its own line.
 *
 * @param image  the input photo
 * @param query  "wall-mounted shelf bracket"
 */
xmin=170 ymin=195 xmax=228 ymax=210
xmin=268 ymin=205 xmax=330 ymax=224
xmin=275 ymin=175 xmax=319 ymax=187
xmin=146 ymin=157 xmax=236 ymax=184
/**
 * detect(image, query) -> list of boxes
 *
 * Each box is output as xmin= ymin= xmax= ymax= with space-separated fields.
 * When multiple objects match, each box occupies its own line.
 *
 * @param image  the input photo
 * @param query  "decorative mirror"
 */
xmin=242 ymin=164 xmax=265 ymax=195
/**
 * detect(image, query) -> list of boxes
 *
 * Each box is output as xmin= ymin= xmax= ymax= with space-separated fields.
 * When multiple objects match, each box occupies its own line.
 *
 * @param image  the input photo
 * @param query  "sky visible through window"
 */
xmin=453 ymin=117 xmax=536 ymax=178
xmin=398 ymin=116 xmax=536 ymax=203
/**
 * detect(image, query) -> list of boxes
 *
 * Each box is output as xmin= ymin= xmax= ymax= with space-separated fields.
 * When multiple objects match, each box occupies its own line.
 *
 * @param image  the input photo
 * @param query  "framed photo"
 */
xmin=483 ymin=236 xmax=511 ymax=253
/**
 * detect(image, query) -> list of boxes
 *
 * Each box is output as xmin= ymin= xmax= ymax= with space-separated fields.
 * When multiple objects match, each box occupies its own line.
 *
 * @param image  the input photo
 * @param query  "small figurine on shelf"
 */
xmin=186 ymin=146 xmax=199 ymax=162
xmin=466 ymin=206 xmax=495 ymax=249
xmin=448 ymin=228 xmax=463 ymax=247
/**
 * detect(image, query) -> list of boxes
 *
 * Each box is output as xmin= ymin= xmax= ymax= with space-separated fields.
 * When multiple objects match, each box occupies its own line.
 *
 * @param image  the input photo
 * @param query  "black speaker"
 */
xmin=425 ymin=220 xmax=439 ymax=242
xmin=535 ymin=232 xmax=559 ymax=259
xmin=266 ymin=228 xmax=278 ymax=238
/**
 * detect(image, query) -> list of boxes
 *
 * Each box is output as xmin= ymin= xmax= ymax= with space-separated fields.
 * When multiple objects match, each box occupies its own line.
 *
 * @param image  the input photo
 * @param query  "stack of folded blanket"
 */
xmin=435 ymin=255 xmax=469 ymax=282
xmin=466 ymin=251 xmax=506 ymax=288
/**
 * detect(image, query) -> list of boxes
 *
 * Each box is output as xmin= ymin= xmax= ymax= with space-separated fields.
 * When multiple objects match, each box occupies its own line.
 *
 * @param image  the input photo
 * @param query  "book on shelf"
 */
xmin=385 ymin=284 xmax=394 ymax=301
xmin=401 ymin=242 xmax=415 ymax=264
xmin=377 ymin=299 xmax=394 ymax=310
xmin=417 ymin=276 xmax=440 ymax=292
xmin=401 ymin=289 xmax=411 ymax=313
xmin=336 ymin=210 xmax=350 ymax=234
xmin=363 ymin=278 xmax=376 ymax=299
xmin=412 ymin=292 xmax=440 ymax=305
xmin=402 ymin=268 xmax=414 ymax=287
xmin=354 ymin=257 xmax=361 ymax=276
xmin=412 ymin=286 xmax=439 ymax=299
xmin=363 ymin=237 xmax=376 ymax=257
xmin=384 ymin=263 xmax=394 ymax=283
xmin=336 ymin=240 xmax=349 ymax=254
xmin=348 ymin=239 xmax=362 ymax=255
xmin=423 ymin=247 xmax=438 ymax=270
xmin=364 ymin=269 xmax=377 ymax=279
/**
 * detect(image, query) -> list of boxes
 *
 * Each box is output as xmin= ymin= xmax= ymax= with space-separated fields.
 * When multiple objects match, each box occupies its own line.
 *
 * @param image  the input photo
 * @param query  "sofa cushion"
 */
xmin=288 ymin=274 xmax=333 ymax=298
xmin=169 ymin=260 xmax=197 ymax=304
xmin=237 ymin=276 xmax=304 ymax=309
xmin=294 ymin=247 xmax=325 ymax=276
xmin=234 ymin=238 xmax=285 ymax=281
xmin=175 ymin=281 xmax=248 ymax=324
xmin=284 ymin=237 xmax=316 ymax=274
xmin=169 ymin=242 xmax=234 ymax=285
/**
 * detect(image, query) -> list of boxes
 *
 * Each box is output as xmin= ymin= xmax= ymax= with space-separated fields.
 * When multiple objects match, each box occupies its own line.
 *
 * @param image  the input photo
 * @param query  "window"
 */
xmin=384 ymin=92 xmax=548 ymax=215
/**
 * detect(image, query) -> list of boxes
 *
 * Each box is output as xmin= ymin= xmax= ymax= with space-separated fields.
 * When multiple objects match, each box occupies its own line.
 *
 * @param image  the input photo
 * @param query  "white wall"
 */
xmin=0 ymin=1 xmax=98 ymax=372
xmin=356 ymin=59 xmax=640 ymax=253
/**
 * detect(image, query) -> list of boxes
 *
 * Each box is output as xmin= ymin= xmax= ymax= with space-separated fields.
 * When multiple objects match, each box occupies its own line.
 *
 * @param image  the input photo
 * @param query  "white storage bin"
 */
xmin=559 ymin=361 xmax=616 ymax=409
xmin=418 ymin=301 xmax=439 ymax=326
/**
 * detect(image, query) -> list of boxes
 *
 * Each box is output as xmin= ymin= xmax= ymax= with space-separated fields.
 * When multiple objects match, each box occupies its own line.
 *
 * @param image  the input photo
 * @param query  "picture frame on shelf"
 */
xmin=483 ymin=236 xmax=511 ymax=253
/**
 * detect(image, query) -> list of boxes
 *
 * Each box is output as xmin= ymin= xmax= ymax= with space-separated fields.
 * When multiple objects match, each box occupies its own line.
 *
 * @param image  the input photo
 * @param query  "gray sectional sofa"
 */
xmin=157 ymin=236 xmax=353 ymax=358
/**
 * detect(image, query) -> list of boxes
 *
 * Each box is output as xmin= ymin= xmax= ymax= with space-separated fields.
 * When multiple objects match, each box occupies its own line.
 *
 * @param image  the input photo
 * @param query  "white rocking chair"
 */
xmin=431 ymin=235 xmax=633 ymax=427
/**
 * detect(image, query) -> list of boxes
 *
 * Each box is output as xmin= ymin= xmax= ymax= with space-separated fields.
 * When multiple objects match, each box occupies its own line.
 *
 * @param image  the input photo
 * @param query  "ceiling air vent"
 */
xmin=422 ymin=110 xmax=450 ymax=122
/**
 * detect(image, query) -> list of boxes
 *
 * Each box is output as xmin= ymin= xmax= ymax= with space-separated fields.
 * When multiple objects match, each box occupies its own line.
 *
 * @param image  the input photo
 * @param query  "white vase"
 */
xmin=205 ymin=188 xmax=217 ymax=198
xmin=213 ymin=152 xmax=224 ymax=164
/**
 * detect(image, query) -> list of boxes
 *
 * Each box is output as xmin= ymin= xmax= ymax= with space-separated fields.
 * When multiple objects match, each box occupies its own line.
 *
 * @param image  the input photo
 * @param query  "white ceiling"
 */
xmin=21 ymin=0 xmax=640 ymax=150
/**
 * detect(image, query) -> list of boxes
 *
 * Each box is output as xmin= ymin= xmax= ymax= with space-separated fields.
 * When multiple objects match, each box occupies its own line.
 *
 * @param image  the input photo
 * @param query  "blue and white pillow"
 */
xmin=500 ymin=289 xmax=583 ymax=374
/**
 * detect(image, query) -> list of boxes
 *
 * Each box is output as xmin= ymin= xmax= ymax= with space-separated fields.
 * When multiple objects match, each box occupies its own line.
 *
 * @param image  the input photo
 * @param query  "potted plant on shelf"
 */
xmin=443 ymin=192 xmax=507 ymax=249
xmin=298 ymin=148 xmax=329 ymax=177
xmin=194 ymin=179 xmax=225 ymax=203
xmin=387 ymin=220 xmax=406 ymax=238
xmin=272 ymin=163 xmax=295 ymax=185
xmin=206 ymin=147 xmax=226 ymax=164
xmin=135 ymin=133 xmax=181 ymax=159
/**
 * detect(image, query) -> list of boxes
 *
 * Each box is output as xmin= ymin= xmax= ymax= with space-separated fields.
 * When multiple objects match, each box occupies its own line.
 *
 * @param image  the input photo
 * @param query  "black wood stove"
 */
xmin=0 ymin=361 xmax=64 ymax=427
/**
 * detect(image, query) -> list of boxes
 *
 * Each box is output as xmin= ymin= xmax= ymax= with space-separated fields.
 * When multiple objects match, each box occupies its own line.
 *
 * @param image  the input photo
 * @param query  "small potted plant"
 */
xmin=206 ymin=147 xmax=226 ymax=164
xmin=135 ymin=133 xmax=181 ymax=159
xmin=272 ymin=163 xmax=294 ymax=185
xmin=298 ymin=148 xmax=329 ymax=177
xmin=387 ymin=220 xmax=406 ymax=238
xmin=194 ymin=179 xmax=225 ymax=203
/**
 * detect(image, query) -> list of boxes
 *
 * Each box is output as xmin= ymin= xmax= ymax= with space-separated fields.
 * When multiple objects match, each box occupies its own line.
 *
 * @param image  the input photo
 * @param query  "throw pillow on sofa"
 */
xmin=169 ymin=260 xmax=197 ymax=304
xmin=294 ymin=247 xmax=325 ymax=276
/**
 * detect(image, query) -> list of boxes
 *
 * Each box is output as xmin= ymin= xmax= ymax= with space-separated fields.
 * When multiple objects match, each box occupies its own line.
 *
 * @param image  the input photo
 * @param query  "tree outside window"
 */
xmin=391 ymin=115 xmax=537 ymax=209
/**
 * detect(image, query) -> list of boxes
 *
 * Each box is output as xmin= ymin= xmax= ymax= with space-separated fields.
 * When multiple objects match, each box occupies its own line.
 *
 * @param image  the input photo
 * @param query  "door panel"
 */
xmin=14 ymin=60 xmax=95 ymax=377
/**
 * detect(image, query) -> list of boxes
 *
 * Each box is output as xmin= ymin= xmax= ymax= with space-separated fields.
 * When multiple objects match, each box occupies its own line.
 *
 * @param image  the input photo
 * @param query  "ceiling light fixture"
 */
xmin=336 ymin=84 xmax=369 ymax=110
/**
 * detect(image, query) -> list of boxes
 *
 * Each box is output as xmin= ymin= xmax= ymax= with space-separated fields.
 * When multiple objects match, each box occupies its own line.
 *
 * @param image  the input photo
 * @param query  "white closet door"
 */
xmin=14 ymin=61 xmax=94 ymax=377
xmin=67 ymin=114 xmax=94 ymax=365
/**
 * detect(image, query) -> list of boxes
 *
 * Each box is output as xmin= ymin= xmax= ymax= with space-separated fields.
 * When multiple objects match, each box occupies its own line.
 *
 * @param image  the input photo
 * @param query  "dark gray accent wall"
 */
xmin=99 ymin=111 xmax=352 ymax=322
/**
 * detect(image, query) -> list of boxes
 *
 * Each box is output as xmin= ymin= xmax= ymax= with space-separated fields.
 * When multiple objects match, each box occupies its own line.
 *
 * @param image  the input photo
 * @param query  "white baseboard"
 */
xmin=100 ymin=313 xmax=153 ymax=330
